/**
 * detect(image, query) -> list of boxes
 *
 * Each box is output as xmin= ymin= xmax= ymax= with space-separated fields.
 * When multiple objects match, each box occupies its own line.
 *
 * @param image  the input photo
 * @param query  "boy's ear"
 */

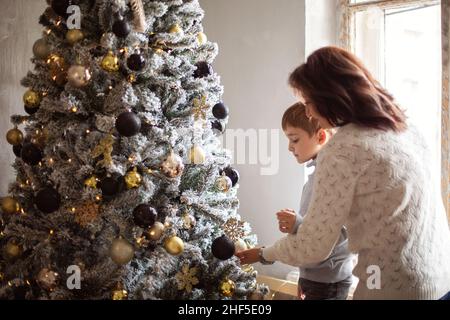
xmin=317 ymin=129 xmax=327 ymax=145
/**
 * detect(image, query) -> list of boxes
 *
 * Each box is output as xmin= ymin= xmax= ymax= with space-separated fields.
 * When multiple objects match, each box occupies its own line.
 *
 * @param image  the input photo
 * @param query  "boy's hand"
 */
xmin=276 ymin=209 xmax=297 ymax=234
xmin=235 ymin=248 xmax=261 ymax=265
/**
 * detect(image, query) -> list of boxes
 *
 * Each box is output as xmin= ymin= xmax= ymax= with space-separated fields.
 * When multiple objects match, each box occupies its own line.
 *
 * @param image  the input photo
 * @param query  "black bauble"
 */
xmin=115 ymin=111 xmax=141 ymax=137
xmin=211 ymin=121 xmax=225 ymax=135
xmin=112 ymin=19 xmax=131 ymax=38
xmin=99 ymin=176 xmax=120 ymax=196
xmin=51 ymin=0 xmax=72 ymax=18
xmin=222 ymin=167 xmax=239 ymax=187
xmin=133 ymin=204 xmax=158 ymax=228
xmin=212 ymin=102 xmax=229 ymax=120
xmin=21 ymin=143 xmax=43 ymax=165
xmin=24 ymin=105 xmax=39 ymax=115
xmin=127 ymin=54 xmax=146 ymax=71
xmin=211 ymin=235 xmax=235 ymax=260
xmin=35 ymin=187 xmax=61 ymax=214
xmin=13 ymin=144 xmax=23 ymax=158
xmin=193 ymin=61 xmax=213 ymax=78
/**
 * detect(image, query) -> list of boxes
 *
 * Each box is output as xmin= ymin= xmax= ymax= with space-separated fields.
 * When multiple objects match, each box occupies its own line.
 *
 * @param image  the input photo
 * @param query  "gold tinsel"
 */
xmin=92 ymin=134 xmax=114 ymax=168
xmin=74 ymin=202 xmax=100 ymax=226
xmin=223 ymin=218 xmax=247 ymax=242
xmin=175 ymin=264 xmax=199 ymax=293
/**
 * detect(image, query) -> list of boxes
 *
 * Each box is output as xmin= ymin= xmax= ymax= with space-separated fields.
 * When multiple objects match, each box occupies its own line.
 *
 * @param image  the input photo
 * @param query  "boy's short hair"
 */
xmin=281 ymin=102 xmax=322 ymax=137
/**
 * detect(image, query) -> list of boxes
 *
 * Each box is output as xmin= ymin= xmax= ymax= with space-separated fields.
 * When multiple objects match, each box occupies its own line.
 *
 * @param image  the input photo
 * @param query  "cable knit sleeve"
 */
xmin=262 ymin=139 xmax=362 ymax=266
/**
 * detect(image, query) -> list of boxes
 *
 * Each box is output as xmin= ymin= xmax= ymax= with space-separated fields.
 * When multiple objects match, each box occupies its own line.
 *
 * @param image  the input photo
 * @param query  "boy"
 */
xmin=236 ymin=103 xmax=354 ymax=300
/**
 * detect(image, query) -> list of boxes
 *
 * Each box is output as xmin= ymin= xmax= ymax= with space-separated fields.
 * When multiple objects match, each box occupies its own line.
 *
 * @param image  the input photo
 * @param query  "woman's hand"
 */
xmin=276 ymin=209 xmax=297 ymax=233
xmin=235 ymin=247 xmax=261 ymax=265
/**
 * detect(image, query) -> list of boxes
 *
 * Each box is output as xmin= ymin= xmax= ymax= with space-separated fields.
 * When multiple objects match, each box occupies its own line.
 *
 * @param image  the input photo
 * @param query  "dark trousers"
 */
xmin=298 ymin=276 xmax=353 ymax=300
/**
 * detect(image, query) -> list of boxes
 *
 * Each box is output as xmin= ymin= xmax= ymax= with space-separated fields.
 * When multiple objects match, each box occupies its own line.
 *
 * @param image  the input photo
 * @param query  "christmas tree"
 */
xmin=0 ymin=0 xmax=268 ymax=300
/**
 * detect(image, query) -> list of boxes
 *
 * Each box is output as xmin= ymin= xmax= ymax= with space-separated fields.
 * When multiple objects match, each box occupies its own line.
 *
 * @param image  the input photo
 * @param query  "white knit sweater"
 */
xmin=263 ymin=123 xmax=450 ymax=299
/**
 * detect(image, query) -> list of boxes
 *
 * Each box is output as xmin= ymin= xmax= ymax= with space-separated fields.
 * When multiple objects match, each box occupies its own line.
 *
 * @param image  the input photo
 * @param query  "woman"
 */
xmin=237 ymin=46 xmax=450 ymax=300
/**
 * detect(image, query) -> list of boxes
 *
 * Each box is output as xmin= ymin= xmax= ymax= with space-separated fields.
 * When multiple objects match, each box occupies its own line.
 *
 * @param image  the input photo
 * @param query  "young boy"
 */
xmin=236 ymin=103 xmax=354 ymax=300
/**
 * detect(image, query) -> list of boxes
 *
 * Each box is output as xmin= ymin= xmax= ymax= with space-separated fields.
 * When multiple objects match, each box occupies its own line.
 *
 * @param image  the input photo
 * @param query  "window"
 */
xmin=341 ymin=0 xmax=442 ymax=183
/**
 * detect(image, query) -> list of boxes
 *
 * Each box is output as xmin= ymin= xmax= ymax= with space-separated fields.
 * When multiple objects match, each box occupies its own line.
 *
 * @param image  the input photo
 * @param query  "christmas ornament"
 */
xmin=1 ymin=196 xmax=20 ymax=214
xmin=194 ymin=61 xmax=213 ymax=78
xmin=124 ymin=167 xmax=142 ymax=189
xmin=223 ymin=217 xmax=247 ymax=242
xmin=6 ymin=128 xmax=24 ymax=146
xmin=161 ymin=151 xmax=184 ymax=178
xmin=74 ymin=202 xmax=100 ymax=226
xmin=3 ymin=239 xmax=22 ymax=261
xmin=23 ymin=90 xmax=41 ymax=108
xmin=84 ymin=175 xmax=99 ymax=189
xmin=234 ymin=239 xmax=248 ymax=253
xmin=99 ymin=176 xmax=120 ymax=196
xmin=36 ymin=268 xmax=59 ymax=291
xmin=48 ymin=54 xmax=68 ymax=87
xmin=127 ymin=53 xmax=146 ymax=71
xmin=146 ymin=221 xmax=165 ymax=241
xmin=92 ymin=134 xmax=114 ymax=168
xmin=133 ymin=204 xmax=157 ymax=228
xmin=127 ymin=73 xmax=137 ymax=83
xmin=67 ymin=65 xmax=91 ymax=87
xmin=197 ymin=32 xmax=207 ymax=45
xmin=25 ymin=105 xmax=39 ymax=115
xmin=219 ymin=279 xmax=235 ymax=298
xmin=35 ymin=187 xmax=61 ymax=213
xmin=212 ymin=235 xmax=235 ymax=260
xmin=222 ymin=167 xmax=240 ymax=187
xmin=32 ymin=39 xmax=51 ymax=59
xmin=66 ymin=29 xmax=84 ymax=45
xmin=115 ymin=111 xmax=141 ymax=137
xmin=164 ymin=235 xmax=184 ymax=255
xmin=215 ymin=174 xmax=232 ymax=193
xmin=189 ymin=144 xmax=206 ymax=165
xmin=51 ymin=68 xmax=68 ymax=87
xmin=192 ymin=96 xmax=209 ymax=121
xmin=109 ymin=238 xmax=134 ymax=265
xmin=51 ymin=0 xmax=72 ymax=18
xmin=169 ymin=24 xmax=183 ymax=34
xmin=182 ymin=213 xmax=196 ymax=230
xmin=112 ymin=283 xmax=128 ymax=300
xmin=175 ymin=264 xmax=199 ymax=293
xmin=212 ymin=102 xmax=229 ymax=120
xmin=21 ymin=143 xmax=43 ymax=165
xmin=130 ymin=0 xmax=146 ymax=33
xmin=13 ymin=144 xmax=22 ymax=158
xmin=211 ymin=120 xmax=225 ymax=134
xmin=101 ymin=51 xmax=120 ymax=72
xmin=112 ymin=18 xmax=131 ymax=38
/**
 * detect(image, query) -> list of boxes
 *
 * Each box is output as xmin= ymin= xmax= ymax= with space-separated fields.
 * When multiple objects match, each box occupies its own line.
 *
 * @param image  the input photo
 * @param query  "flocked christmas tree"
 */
xmin=0 ymin=0 xmax=269 ymax=300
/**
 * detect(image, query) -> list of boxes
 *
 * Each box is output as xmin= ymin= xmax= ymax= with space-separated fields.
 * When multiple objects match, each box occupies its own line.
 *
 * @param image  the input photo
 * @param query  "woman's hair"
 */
xmin=288 ymin=46 xmax=407 ymax=132
xmin=282 ymin=102 xmax=321 ymax=137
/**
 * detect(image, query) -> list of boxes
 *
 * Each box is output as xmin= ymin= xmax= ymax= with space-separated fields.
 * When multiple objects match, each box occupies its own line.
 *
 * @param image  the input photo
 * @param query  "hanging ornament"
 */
xmin=212 ymin=102 xmax=229 ymax=120
xmin=1 ymin=196 xmax=20 ymax=214
xmin=112 ymin=17 xmax=131 ymax=38
xmin=215 ymin=174 xmax=232 ymax=193
xmin=74 ymin=202 xmax=100 ymax=226
xmin=175 ymin=264 xmax=199 ymax=293
xmin=124 ymin=167 xmax=142 ymax=189
xmin=223 ymin=217 xmax=247 ymax=242
xmin=36 ymin=268 xmax=59 ymax=291
xmin=33 ymin=39 xmax=51 ymax=59
xmin=67 ymin=65 xmax=91 ymax=87
xmin=6 ymin=128 xmax=24 ymax=146
xmin=66 ymin=29 xmax=84 ymax=45
xmin=234 ymin=239 xmax=248 ymax=253
xmin=192 ymin=96 xmax=209 ymax=121
xmin=127 ymin=53 xmax=146 ymax=71
xmin=109 ymin=238 xmax=135 ymax=265
xmin=127 ymin=73 xmax=137 ymax=84
xmin=130 ymin=0 xmax=146 ymax=33
xmin=182 ymin=212 xmax=196 ymax=230
xmin=133 ymin=204 xmax=157 ymax=228
xmin=111 ymin=283 xmax=128 ymax=300
xmin=21 ymin=143 xmax=43 ymax=166
xmin=169 ymin=24 xmax=183 ymax=35
xmin=47 ymin=54 xmax=68 ymax=87
xmin=115 ymin=111 xmax=141 ymax=137
xmin=164 ymin=235 xmax=184 ymax=255
xmin=3 ymin=238 xmax=22 ymax=261
xmin=92 ymin=134 xmax=114 ymax=168
xmin=219 ymin=279 xmax=236 ymax=298
xmin=51 ymin=0 xmax=72 ymax=18
xmin=35 ymin=187 xmax=61 ymax=214
xmin=101 ymin=51 xmax=120 ymax=72
xmin=84 ymin=175 xmax=99 ymax=189
xmin=99 ymin=176 xmax=121 ymax=197
xmin=194 ymin=61 xmax=213 ymax=78
xmin=146 ymin=221 xmax=165 ymax=241
xmin=189 ymin=144 xmax=206 ymax=165
xmin=161 ymin=151 xmax=184 ymax=178
xmin=211 ymin=120 xmax=225 ymax=135
xmin=13 ymin=144 xmax=23 ymax=158
xmin=197 ymin=32 xmax=207 ymax=45
xmin=211 ymin=235 xmax=235 ymax=260
xmin=222 ymin=167 xmax=240 ymax=187
xmin=23 ymin=90 xmax=41 ymax=108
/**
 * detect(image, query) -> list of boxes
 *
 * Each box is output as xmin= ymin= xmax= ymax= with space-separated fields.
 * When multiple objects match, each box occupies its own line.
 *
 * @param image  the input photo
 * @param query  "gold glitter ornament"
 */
xmin=219 ymin=279 xmax=235 ymax=298
xmin=124 ymin=167 xmax=142 ymax=189
xmin=101 ymin=51 xmax=120 ymax=72
xmin=23 ymin=90 xmax=41 ymax=108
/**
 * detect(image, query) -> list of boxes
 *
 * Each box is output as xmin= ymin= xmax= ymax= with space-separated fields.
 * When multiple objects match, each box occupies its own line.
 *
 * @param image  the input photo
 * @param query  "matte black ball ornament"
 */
xmin=99 ymin=176 xmax=121 ymax=196
xmin=35 ymin=187 xmax=61 ymax=214
xmin=112 ymin=18 xmax=131 ymax=38
xmin=212 ymin=102 xmax=229 ymax=120
xmin=115 ymin=112 xmax=141 ymax=137
xmin=13 ymin=144 xmax=23 ymax=158
xmin=21 ymin=143 xmax=43 ymax=165
xmin=24 ymin=105 xmax=39 ymax=115
xmin=51 ymin=0 xmax=72 ymax=18
xmin=127 ymin=53 xmax=146 ymax=71
xmin=194 ymin=61 xmax=213 ymax=78
xmin=133 ymin=204 xmax=158 ymax=228
xmin=212 ymin=235 xmax=235 ymax=260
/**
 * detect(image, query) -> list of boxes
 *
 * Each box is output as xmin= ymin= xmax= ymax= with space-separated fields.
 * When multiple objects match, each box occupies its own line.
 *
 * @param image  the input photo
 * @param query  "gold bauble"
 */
xmin=109 ymin=238 xmax=135 ymax=265
xmin=112 ymin=288 xmax=128 ymax=300
xmin=169 ymin=24 xmax=183 ymax=34
xmin=68 ymin=65 xmax=91 ymax=88
xmin=161 ymin=152 xmax=184 ymax=178
xmin=66 ymin=29 xmax=84 ymax=45
xmin=101 ymin=51 xmax=120 ymax=72
xmin=215 ymin=175 xmax=232 ymax=192
xmin=234 ymin=239 xmax=248 ymax=253
xmin=189 ymin=144 xmax=206 ymax=165
xmin=124 ymin=167 xmax=142 ymax=189
xmin=84 ymin=175 xmax=98 ymax=189
xmin=47 ymin=54 xmax=67 ymax=70
xmin=164 ymin=235 xmax=184 ymax=255
xmin=37 ymin=268 xmax=59 ymax=291
xmin=182 ymin=213 xmax=196 ymax=230
xmin=219 ymin=279 xmax=235 ymax=298
xmin=1 ymin=197 xmax=20 ymax=214
xmin=6 ymin=128 xmax=24 ymax=146
xmin=147 ymin=222 xmax=165 ymax=241
xmin=32 ymin=38 xmax=51 ymax=59
xmin=197 ymin=32 xmax=207 ymax=45
xmin=23 ymin=90 xmax=41 ymax=108
xmin=51 ymin=68 xmax=68 ymax=87
xmin=3 ymin=239 xmax=22 ymax=261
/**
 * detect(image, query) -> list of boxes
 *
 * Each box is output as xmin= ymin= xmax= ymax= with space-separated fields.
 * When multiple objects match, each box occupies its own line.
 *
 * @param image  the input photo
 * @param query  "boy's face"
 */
xmin=284 ymin=125 xmax=325 ymax=164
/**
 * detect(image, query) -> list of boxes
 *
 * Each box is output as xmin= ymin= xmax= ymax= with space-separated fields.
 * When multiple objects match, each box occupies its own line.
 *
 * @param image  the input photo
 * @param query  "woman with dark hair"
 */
xmin=241 ymin=47 xmax=450 ymax=299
